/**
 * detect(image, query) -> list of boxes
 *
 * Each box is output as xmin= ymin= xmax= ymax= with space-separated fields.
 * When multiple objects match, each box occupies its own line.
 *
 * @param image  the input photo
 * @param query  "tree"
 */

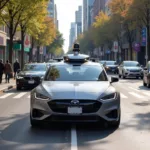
xmin=47 ymin=31 xmax=64 ymax=56
xmin=127 ymin=0 xmax=150 ymax=60
xmin=35 ymin=17 xmax=56 ymax=62
xmin=0 ymin=0 xmax=30 ymax=63
xmin=109 ymin=0 xmax=135 ymax=60
xmin=0 ymin=0 xmax=10 ymax=10
xmin=18 ymin=0 xmax=48 ymax=68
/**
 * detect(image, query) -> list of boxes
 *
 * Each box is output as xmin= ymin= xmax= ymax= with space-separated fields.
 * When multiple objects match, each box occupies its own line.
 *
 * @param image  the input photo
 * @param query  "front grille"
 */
xmin=130 ymin=70 xmax=140 ymax=72
xmin=48 ymin=100 xmax=102 ymax=113
xmin=24 ymin=76 xmax=40 ymax=81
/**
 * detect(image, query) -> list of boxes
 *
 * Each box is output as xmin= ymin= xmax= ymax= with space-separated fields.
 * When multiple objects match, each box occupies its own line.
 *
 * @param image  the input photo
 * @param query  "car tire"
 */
xmin=16 ymin=86 xmax=21 ymax=91
xmin=30 ymin=114 xmax=41 ymax=128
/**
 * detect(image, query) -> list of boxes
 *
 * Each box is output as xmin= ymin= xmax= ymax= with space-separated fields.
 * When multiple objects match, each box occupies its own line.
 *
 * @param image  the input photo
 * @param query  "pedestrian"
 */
xmin=4 ymin=60 xmax=13 ymax=83
xmin=13 ymin=59 xmax=20 ymax=79
xmin=0 ymin=59 xmax=4 ymax=84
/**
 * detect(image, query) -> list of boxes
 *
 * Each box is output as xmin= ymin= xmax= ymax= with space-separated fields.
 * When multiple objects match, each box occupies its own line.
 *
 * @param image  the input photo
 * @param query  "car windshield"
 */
xmin=124 ymin=62 xmax=140 ymax=67
xmin=105 ymin=61 xmax=116 ymax=65
xmin=45 ymin=65 xmax=108 ymax=81
xmin=23 ymin=64 xmax=47 ymax=71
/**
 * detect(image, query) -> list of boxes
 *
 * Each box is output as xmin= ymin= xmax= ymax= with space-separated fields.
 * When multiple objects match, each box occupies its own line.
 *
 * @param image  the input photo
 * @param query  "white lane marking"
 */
xmin=142 ymin=92 xmax=150 ymax=97
xmin=0 ymin=93 xmax=14 ymax=99
xmin=13 ymin=92 xmax=27 ymax=98
xmin=121 ymin=93 xmax=128 ymax=99
xmin=129 ymin=92 xmax=145 ymax=99
xmin=27 ymin=95 xmax=30 ymax=98
xmin=71 ymin=125 xmax=78 ymax=150
xmin=129 ymin=87 xmax=139 ymax=92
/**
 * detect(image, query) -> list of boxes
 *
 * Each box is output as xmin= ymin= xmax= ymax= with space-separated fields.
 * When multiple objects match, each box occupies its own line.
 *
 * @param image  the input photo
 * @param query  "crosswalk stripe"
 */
xmin=121 ymin=93 xmax=128 ymax=99
xmin=142 ymin=92 xmax=150 ymax=97
xmin=13 ymin=92 xmax=27 ymax=98
xmin=129 ymin=92 xmax=145 ymax=98
xmin=0 ymin=93 xmax=14 ymax=99
xmin=129 ymin=87 xmax=139 ymax=92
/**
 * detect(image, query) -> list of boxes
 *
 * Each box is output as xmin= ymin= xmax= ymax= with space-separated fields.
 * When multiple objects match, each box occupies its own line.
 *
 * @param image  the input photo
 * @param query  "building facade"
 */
xmin=83 ymin=0 xmax=94 ymax=32
xmin=93 ymin=0 xmax=106 ymax=19
xmin=69 ymin=23 xmax=77 ymax=50
xmin=75 ymin=6 xmax=82 ymax=37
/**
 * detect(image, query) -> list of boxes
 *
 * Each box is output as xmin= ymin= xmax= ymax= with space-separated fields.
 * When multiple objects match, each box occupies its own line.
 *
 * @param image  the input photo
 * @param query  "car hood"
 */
xmin=19 ymin=71 xmax=46 ymax=77
xmin=39 ymin=81 xmax=111 ymax=100
xmin=124 ymin=67 xmax=141 ymax=70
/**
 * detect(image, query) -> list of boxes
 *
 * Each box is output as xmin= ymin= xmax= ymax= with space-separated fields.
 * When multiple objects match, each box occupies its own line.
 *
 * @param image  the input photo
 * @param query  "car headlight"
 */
xmin=101 ymin=93 xmax=117 ymax=100
xmin=17 ymin=76 xmax=24 ymax=79
xmin=35 ymin=92 xmax=49 ymax=100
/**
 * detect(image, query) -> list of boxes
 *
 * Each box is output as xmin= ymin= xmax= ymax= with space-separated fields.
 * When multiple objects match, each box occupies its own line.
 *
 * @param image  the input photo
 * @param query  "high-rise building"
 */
xmin=75 ymin=6 xmax=82 ymax=37
xmin=69 ymin=23 xmax=77 ymax=50
xmin=54 ymin=4 xmax=59 ymax=29
xmin=47 ymin=0 xmax=58 ymax=29
xmin=83 ymin=0 xmax=94 ymax=32
xmin=93 ymin=0 xmax=106 ymax=20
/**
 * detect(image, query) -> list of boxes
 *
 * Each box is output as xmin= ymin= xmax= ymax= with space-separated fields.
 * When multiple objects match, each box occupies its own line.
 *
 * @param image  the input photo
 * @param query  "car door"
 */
xmin=143 ymin=62 xmax=149 ymax=84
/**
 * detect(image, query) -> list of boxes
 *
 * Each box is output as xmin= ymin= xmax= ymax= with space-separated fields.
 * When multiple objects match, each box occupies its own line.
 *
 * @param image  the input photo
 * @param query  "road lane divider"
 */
xmin=121 ymin=93 xmax=128 ymax=99
xmin=71 ymin=125 xmax=78 ymax=150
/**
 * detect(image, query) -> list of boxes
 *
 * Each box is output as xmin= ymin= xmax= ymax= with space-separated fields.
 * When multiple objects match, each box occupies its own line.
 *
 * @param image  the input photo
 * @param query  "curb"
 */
xmin=0 ymin=85 xmax=16 ymax=93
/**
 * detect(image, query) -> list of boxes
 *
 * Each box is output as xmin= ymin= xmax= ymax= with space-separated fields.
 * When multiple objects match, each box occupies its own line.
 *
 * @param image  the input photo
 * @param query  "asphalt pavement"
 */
xmin=0 ymin=76 xmax=150 ymax=150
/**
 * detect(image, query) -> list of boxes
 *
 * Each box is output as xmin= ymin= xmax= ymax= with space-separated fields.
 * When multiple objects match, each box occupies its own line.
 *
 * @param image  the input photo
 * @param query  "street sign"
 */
xmin=113 ymin=41 xmax=118 ymax=52
xmin=24 ymin=35 xmax=31 ymax=48
xmin=40 ymin=46 xmax=43 ymax=54
xmin=141 ymin=27 xmax=146 ymax=46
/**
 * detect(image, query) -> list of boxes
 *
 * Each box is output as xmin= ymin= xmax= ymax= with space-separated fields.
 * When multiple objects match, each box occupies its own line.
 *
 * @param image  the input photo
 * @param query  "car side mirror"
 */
xmin=110 ymin=77 xmax=119 ymax=83
xmin=17 ymin=69 xmax=21 ymax=73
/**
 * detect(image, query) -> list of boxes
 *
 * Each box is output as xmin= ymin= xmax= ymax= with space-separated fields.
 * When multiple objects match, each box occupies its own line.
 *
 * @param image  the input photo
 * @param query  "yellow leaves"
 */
xmin=108 ymin=0 xmax=133 ymax=18
xmin=93 ymin=11 xmax=110 ymax=28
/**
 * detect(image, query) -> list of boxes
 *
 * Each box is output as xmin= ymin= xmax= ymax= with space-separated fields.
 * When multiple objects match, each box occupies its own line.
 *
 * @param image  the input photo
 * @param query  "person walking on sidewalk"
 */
xmin=13 ymin=59 xmax=20 ymax=79
xmin=4 ymin=60 xmax=13 ymax=83
xmin=0 ymin=59 xmax=4 ymax=84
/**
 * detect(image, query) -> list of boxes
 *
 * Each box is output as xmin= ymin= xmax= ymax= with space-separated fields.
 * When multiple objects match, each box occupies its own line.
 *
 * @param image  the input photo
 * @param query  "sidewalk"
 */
xmin=0 ymin=78 xmax=16 ymax=92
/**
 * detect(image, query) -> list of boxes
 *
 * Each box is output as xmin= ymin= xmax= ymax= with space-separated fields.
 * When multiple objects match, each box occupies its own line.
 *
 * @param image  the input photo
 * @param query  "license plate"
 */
xmin=68 ymin=107 xmax=82 ymax=114
xmin=28 ymin=80 xmax=34 ymax=84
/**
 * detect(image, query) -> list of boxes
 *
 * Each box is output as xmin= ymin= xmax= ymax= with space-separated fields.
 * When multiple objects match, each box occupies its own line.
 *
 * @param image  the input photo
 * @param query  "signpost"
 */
xmin=142 ymin=27 xmax=148 ymax=64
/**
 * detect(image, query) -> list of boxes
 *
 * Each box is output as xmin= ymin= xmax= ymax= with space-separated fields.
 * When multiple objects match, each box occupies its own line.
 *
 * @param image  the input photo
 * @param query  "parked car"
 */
xmin=143 ymin=61 xmax=150 ymax=88
xmin=16 ymin=63 xmax=47 ymax=90
xmin=118 ymin=61 xmax=143 ymax=79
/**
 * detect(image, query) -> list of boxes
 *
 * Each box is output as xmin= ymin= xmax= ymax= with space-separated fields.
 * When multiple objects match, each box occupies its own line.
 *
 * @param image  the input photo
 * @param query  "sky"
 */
xmin=55 ymin=0 xmax=82 ymax=53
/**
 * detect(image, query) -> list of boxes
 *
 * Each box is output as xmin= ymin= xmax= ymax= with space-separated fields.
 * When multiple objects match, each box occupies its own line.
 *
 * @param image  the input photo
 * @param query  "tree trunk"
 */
xmin=129 ymin=42 xmax=133 ymax=60
xmin=9 ymin=28 xmax=13 ymax=64
xmin=21 ymin=28 xmax=25 ymax=70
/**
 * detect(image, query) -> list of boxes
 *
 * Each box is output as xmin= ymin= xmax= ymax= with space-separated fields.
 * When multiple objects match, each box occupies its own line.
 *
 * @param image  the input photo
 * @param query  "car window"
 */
xmin=124 ymin=62 xmax=140 ymax=67
xmin=105 ymin=61 xmax=116 ymax=65
xmin=23 ymin=64 xmax=47 ymax=71
xmin=45 ymin=65 xmax=108 ymax=81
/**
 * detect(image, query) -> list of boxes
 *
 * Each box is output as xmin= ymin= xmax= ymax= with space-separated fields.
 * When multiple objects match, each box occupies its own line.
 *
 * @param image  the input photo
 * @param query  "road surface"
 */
xmin=0 ymin=77 xmax=150 ymax=150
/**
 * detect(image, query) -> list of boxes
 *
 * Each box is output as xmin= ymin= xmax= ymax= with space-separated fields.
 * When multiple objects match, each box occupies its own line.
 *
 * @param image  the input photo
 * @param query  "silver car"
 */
xmin=118 ymin=61 xmax=143 ymax=79
xmin=30 ymin=54 xmax=121 ymax=128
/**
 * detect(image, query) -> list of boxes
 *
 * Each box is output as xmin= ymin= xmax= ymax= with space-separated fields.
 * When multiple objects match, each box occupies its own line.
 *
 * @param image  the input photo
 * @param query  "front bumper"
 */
xmin=124 ymin=71 xmax=143 ymax=77
xmin=16 ymin=77 xmax=41 ymax=88
xmin=30 ymin=93 xmax=120 ymax=123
